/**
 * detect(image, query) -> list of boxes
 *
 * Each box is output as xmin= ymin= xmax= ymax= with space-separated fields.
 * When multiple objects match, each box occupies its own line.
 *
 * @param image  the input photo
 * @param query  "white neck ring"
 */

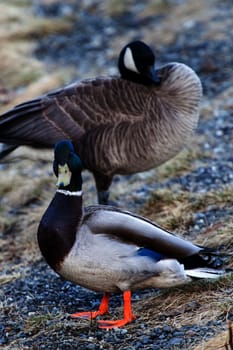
xmin=56 ymin=189 xmax=82 ymax=196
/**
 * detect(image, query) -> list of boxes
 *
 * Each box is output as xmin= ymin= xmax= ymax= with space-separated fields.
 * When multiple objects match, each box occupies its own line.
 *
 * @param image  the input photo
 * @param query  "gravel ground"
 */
xmin=0 ymin=264 xmax=230 ymax=350
xmin=1 ymin=0 xmax=233 ymax=349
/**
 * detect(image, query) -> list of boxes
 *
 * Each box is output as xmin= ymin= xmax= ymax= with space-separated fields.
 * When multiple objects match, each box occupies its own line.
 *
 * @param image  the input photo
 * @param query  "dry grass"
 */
xmin=0 ymin=3 xmax=73 ymax=41
xmin=0 ymin=272 xmax=21 ymax=285
xmin=103 ymin=0 xmax=171 ymax=17
xmin=141 ymin=185 xmax=233 ymax=232
xmin=24 ymin=311 xmax=63 ymax=334
xmin=0 ymin=2 xmax=74 ymax=110
xmin=154 ymin=146 xmax=203 ymax=181
xmin=0 ymin=0 xmax=74 ymax=274
xmin=0 ymin=149 xmax=55 ymax=271
xmin=103 ymin=0 xmax=132 ymax=16
xmin=136 ymin=276 xmax=233 ymax=325
xmin=0 ymin=41 xmax=43 ymax=90
xmin=0 ymin=156 xmax=54 ymax=270
xmin=130 ymin=276 xmax=233 ymax=350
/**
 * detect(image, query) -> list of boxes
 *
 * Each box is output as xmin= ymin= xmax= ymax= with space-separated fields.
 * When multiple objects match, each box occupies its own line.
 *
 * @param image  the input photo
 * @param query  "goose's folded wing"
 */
xmin=0 ymin=90 xmax=84 ymax=147
xmin=0 ymin=77 xmax=145 ymax=147
xmin=85 ymin=207 xmax=201 ymax=258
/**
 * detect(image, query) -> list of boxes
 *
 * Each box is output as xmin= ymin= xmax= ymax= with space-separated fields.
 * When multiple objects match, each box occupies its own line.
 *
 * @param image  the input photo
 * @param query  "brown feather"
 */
xmin=0 ymin=62 xmax=202 ymax=197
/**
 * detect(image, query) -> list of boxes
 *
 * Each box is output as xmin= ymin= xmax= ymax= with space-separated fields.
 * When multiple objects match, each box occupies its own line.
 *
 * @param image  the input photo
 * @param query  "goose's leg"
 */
xmin=71 ymin=293 xmax=110 ymax=319
xmin=98 ymin=290 xmax=136 ymax=329
xmin=93 ymin=172 xmax=113 ymax=205
xmin=97 ymin=190 xmax=110 ymax=205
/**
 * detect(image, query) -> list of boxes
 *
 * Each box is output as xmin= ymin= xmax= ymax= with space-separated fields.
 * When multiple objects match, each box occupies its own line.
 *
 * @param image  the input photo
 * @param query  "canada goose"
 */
xmin=37 ymin=140 xmax=228 ymax=329
xmin=0 ymin=41 xmax=202 ymax=204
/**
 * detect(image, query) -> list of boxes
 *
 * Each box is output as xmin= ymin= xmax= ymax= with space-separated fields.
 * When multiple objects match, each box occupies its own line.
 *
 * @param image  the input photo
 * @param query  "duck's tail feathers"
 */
xmin=180 ymin=247 xmax=228 ymax=270
xmin=185 ymin=267 xmax=227 ymax=279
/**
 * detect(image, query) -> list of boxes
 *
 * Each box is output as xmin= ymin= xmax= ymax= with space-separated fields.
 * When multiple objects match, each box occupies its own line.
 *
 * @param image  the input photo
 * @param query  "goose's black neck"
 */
xmin=37 ymin=190 xmax=83 ymax=270
xmin=118 ymin=41 xmax=161 ymax=86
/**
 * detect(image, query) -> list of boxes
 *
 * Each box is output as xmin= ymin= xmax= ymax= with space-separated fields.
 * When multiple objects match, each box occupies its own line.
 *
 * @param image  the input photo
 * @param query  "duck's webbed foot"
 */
xmin=98 ymin=314 xmax=136 ymax=329
xmin=71 ymin=291 xmax=136 ymax=329
xmin=71 ymin=293 xmax=110 ymax=320
xmin=98 ymin=290 xmax=136 ymax=329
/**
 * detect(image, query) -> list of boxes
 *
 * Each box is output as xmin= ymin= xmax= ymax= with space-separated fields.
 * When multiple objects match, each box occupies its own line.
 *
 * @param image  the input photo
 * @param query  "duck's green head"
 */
xmin=53 ymin=140 xmax=83 ymax=191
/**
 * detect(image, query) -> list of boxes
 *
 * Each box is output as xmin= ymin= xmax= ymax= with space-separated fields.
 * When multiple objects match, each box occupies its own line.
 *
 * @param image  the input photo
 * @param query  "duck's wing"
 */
xmin=0 ymin=77 xmax=146 ymax=149
xmin=84 ymin=206 xmax=201 ymax=259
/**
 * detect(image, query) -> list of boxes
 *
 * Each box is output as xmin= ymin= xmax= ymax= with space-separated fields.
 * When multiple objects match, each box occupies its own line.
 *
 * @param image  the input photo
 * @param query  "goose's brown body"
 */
xmin=0 ymin=61 xmax=202 ymax=201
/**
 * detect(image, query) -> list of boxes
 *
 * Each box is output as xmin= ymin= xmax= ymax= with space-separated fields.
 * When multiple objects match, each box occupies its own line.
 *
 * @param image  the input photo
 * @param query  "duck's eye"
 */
xmin=58 ymin=163 xmax=70 ymax=174
xmin=64 ymin=164 xmax=69 ymax=173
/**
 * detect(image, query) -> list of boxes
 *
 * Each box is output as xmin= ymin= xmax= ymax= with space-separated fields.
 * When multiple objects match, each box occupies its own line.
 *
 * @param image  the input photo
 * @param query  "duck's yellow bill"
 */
xmin=56 ymin=164 xmax=72 ymax=187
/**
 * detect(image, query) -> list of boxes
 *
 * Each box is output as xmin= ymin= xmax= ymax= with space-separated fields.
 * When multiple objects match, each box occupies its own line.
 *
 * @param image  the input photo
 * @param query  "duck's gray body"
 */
xmin=58 ymin=206 xmax=197 ymax=293
xmin=38 ymin=191 xmax=223 ymax=295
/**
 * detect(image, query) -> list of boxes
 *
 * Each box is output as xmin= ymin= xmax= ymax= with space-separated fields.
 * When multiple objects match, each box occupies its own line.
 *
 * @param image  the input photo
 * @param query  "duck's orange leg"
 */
xmin=71 ymin=292 xmax=110 ymax=320
xmin=98 ymin=290 xmax=136 ymax=329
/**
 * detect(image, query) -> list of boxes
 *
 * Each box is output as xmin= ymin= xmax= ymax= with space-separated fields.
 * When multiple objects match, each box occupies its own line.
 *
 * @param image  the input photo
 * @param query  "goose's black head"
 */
xmin=53 ymin=140 xmax=83 ymax=191
xmin=118 ymin=41 xmax=161 ymax=86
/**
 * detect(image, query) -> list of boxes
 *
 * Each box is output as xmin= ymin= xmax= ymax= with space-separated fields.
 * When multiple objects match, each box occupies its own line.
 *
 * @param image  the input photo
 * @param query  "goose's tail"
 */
xmin=0 ymin=143 xmax=18 ymax=160
xmin=0 ymin=88 xmax=84 ymax=159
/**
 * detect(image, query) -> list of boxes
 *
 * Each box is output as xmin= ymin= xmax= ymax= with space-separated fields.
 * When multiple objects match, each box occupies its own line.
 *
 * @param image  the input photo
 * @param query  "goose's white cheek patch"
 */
xmin=123 ymin=47 xmax=140 ymax=74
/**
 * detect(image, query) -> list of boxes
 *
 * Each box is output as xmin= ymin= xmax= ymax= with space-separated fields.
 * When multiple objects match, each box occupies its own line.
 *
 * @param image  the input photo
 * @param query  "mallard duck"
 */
xmin=37 ymin=140 xmax=227 ymax=329
xmin=0 ymin=41 xmax=202 ymax=204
